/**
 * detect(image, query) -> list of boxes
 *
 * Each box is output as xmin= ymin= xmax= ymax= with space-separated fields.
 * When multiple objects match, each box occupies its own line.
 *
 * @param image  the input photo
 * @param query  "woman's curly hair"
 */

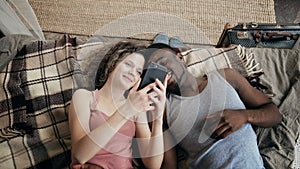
xmin=95 ymin=40 xmax=148 ymax=89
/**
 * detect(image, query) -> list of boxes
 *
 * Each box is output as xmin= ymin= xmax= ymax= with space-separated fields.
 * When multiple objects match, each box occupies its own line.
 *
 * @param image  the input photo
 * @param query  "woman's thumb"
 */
xmin=131 ymin=78 xmax=141 ymax=91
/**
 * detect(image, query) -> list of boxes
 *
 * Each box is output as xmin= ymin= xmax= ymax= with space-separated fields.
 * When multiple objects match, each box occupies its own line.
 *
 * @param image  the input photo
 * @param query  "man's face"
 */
xmin=148 ymin=48 xmax=187 ymax=94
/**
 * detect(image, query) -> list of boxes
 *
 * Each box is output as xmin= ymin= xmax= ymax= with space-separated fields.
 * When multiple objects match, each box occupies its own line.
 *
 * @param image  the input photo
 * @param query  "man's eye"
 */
xmin=159 ymin=58 xmax=169 ymax=65
xmin=158 ymin=61 xmax=167 ymax=66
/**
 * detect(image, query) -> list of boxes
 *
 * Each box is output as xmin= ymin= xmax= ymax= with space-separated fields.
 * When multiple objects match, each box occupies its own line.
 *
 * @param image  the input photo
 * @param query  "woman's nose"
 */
xmin=129 ymin=68 xmax=138 ymax=76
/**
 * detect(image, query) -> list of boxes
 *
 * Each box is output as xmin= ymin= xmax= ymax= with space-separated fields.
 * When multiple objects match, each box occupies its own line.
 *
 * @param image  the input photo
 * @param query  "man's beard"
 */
xmin=167 ymin=83 xmax=181 ymax=96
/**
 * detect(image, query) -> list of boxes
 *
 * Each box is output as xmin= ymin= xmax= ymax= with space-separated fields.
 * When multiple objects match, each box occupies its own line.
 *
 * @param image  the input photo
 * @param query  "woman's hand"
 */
xmin=122 ymin=79 xmax=154 ymax=116
xmin=134 ymin=75 xmax=169 ymax=169
xmin=121 ymin=74 xmax=169 ymax=118
xmin=147 ymin=76 xmax=169 ymax=120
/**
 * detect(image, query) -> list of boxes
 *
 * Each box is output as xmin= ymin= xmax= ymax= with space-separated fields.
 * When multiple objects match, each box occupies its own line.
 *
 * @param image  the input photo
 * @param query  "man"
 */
xmin=144 ymin=35 xmax=282 ymax=168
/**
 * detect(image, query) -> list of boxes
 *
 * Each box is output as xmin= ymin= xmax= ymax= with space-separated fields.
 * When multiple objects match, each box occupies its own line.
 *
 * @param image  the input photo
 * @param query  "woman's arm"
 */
xmin=135 ymin=114 xmax=164 ymax=169
xmin=70 ymin=81 xmax=160 ymax=164
xmin=161 ymin=126 xmax=178 ymax=169
xmin=134 ymin=78 xmax=169 ymax=169
xmin=69 ymin=89 xmax=130 ymax=164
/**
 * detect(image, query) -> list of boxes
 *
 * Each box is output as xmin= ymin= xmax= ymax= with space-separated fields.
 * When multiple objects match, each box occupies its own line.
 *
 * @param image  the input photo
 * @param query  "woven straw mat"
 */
xmin=29 ymin=0 xmax=276 ymax=45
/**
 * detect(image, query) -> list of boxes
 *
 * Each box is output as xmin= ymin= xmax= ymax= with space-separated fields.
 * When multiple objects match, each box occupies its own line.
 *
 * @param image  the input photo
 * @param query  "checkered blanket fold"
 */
xmin=0 ymin=34 xmax=91 ymax=169
xmin=0 ymin=43 xmax=28 ymax=138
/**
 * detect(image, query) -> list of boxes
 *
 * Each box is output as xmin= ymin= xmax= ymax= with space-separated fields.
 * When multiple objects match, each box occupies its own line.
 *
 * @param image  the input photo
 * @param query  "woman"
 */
xmin=69 ymin=40 xmax=169 ymax=169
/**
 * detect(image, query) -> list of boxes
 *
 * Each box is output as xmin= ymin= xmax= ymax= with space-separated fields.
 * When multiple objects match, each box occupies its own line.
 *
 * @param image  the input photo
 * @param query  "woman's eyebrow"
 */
xmin=127 ymin=59 xmax=143 ymax=71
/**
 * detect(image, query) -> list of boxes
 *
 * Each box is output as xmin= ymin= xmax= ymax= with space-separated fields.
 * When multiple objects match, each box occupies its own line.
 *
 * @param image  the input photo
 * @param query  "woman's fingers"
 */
xmin=148 ymin=90 xmax=158 ymax=97
xmin=148 ymin=92 xmax=160 ymax=104
xmin=164 ymin=73 xmax=171 ymax=86
xmin=129 ymin=76 xmax=168 ymax=113
xmin=139 ymin=82 xmax=156 ymax=93
xmin=131 ymin=78 xmax=141 ymax=91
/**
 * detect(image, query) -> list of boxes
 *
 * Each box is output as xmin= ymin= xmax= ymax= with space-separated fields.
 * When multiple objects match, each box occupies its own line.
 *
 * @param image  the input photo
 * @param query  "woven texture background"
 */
xmin=28 ymin=0 xmax=276 ymax=44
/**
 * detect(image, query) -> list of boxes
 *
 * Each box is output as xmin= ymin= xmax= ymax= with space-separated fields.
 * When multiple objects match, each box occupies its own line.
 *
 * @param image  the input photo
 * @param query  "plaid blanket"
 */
xmin=2 ymin=33 xmax=291 ymax=169
xmin=0 ymin=34 xmax=103 ymax=169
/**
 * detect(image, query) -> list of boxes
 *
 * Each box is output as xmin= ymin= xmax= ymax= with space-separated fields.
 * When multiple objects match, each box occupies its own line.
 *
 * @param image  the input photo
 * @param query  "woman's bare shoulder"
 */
xmin=72 ymin=88 xmax=93 ymax=98
xmin=69 ymin=89 xmax=94 ymax=121
xmin=71 ymin=89 xmax=94 ymax=111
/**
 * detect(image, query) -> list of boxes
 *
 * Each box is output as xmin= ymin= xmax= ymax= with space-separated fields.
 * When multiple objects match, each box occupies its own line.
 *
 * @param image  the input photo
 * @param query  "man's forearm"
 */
xmin=245 ymin=102 xmax=282 ymax=127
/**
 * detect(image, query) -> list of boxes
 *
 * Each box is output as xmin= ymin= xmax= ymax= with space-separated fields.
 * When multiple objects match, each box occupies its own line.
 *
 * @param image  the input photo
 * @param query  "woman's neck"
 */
xmin=99 ymin=82 xmax=126 ymax=104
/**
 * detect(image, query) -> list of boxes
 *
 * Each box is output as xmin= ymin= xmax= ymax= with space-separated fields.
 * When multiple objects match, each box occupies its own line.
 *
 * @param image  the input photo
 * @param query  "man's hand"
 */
xmin=206 ymin=109 xmax=248 ymax=139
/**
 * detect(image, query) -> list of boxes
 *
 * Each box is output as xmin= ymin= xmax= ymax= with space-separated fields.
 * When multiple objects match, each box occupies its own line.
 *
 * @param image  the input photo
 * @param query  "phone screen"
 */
xmin=138 ymin=62 xmax=167 ymax=90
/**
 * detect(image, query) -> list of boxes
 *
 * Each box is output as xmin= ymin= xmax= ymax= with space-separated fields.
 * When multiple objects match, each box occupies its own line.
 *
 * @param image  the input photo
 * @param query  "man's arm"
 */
xmin=212 ymin=68 xmax=282 ymax=138
xmin=224 ymin=68 xmax=282 ymax=126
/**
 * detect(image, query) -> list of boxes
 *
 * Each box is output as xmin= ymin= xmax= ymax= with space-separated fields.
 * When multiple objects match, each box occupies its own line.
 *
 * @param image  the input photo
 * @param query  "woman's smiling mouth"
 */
xmin=123 ymin=74 xmax=133 ymax=83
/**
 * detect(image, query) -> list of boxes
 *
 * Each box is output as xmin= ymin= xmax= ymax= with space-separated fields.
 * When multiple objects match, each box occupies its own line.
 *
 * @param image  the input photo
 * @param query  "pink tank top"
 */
xmin=74 ymin=90 xmax=136 ymax=169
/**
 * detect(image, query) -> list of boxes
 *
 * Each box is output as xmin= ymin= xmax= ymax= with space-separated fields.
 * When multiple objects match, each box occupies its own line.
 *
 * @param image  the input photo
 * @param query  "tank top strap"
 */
xmin=90 ymin=90 xmax=100 ymax=110
xmin=207 ymin=70 xmax=231 ymax=88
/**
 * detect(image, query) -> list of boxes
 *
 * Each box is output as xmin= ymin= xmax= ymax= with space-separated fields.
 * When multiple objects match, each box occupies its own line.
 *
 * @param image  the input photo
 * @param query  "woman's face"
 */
xmin=109 ymin=53 xmax=145 ymax=90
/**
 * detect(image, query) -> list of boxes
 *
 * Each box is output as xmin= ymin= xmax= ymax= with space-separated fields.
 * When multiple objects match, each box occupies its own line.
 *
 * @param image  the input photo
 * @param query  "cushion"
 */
xmin=181 ymin=45 xmax=268 ymax=93
xmin=182 ymin=45 xmax=262 ymax=78
xmin=248 ymin=47 xmax=300 ymax=169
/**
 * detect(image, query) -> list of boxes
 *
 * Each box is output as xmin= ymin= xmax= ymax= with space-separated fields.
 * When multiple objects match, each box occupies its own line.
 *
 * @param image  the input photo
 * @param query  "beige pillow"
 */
xmin=182 ymin=45 xmax=263 ymax=79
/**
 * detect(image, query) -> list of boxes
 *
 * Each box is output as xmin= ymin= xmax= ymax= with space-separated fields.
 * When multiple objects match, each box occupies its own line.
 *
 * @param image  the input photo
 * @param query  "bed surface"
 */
xmin=1 ymin=0 xmax=299 ymax=168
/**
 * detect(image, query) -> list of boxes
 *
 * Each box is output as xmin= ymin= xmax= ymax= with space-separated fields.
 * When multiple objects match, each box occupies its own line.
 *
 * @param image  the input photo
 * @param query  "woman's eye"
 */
xmin=125 ymin=62 xmax=132 ymax=67
xmin=137 ymin=70 xmax=142 ymax=76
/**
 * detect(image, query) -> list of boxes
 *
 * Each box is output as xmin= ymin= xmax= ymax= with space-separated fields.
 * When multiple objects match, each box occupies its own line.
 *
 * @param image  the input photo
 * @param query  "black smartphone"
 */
xmin=138 ymin=62 xmax=167 ymax=90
